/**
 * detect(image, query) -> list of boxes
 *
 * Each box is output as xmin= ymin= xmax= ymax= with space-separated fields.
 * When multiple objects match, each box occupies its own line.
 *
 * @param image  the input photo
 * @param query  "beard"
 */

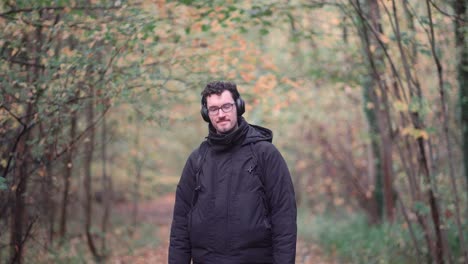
xmin=218 ymin=123 xmax=238 ymax=135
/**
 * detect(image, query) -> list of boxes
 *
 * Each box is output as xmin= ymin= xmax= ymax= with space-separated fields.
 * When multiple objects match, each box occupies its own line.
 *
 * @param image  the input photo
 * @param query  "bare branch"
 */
xmin=0 ymin=5 xmax=122 ymax=18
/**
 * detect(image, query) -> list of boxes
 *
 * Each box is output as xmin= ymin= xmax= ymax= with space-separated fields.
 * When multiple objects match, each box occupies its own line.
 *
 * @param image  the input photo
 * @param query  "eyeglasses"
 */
xmin=208 ymin=103 xmax=234 ymax=116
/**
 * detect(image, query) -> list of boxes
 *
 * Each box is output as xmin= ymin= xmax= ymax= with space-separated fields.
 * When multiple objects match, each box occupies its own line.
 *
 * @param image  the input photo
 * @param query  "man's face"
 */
xmin=206 ymin=90 xmax=238 ymax=134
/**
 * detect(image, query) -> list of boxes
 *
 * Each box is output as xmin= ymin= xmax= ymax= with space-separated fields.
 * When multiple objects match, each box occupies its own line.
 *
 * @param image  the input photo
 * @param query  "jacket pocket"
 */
xmin=260 ymin=194 xmax=271 ymax=229
xmin=232 ymin=192 xmax=272 ymax=250
xmin=189 ymin=196 xmax=215 ymax=248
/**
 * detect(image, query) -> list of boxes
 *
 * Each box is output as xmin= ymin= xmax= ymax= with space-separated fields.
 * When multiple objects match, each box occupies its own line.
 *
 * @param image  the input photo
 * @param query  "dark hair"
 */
xmin=200 ymin=81 xmax=240 ymax=106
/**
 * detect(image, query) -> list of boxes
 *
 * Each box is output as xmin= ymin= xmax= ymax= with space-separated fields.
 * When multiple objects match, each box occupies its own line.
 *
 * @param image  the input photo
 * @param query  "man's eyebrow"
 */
xmin=208 ymin=102 xmax=234 ymax=107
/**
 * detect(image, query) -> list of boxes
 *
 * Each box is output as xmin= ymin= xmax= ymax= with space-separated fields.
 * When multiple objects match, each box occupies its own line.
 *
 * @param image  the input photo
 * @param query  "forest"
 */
xmin=0 ymin=0 xmax=467 ymax=263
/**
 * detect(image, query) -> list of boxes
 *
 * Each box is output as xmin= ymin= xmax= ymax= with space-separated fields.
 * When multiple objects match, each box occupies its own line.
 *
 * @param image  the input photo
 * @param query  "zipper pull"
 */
xmin=247 ymin=164 xmax=256 ymax=173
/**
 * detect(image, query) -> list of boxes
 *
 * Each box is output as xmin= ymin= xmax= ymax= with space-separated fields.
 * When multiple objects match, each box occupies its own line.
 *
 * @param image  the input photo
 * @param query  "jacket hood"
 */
xmin=243 ymin=123 xmax=273 ymax=145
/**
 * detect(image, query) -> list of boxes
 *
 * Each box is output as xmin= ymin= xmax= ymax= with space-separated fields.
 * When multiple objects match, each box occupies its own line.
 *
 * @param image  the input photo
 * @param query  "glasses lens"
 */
xmin=208 ymin=103 xmax=233 ymax=116
xmin=222 ymin=103 xmax=233 ymax=112
xmin=208 ymin=107 xmax=219 ymax=116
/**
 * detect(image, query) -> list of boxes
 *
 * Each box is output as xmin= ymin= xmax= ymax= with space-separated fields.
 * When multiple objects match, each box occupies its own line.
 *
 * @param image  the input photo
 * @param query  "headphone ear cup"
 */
xmin=201 ymin=105 xmax=210 ymax=122
xmin=236 ymin=97 xmax=245 ymax=116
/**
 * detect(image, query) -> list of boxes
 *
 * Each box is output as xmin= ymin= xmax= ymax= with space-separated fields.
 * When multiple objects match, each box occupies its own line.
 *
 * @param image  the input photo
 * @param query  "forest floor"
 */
xmin=110 ymin=193 xmax=338 ymax=264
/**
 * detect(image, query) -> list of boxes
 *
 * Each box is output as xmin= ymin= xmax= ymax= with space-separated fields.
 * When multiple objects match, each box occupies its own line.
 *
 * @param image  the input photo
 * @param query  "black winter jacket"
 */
xmin=169 ymin=117 xmax=297 ymax=264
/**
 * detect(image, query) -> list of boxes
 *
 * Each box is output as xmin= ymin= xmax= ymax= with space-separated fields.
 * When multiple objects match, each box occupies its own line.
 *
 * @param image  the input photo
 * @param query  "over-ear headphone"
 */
xmin=201 ymin=96 xmax=245 ymax=123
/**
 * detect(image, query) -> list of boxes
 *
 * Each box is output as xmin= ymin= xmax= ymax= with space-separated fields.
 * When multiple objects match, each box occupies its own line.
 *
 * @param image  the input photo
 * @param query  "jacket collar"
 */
xmin=207 ymin=116 xmax=249 ymax=151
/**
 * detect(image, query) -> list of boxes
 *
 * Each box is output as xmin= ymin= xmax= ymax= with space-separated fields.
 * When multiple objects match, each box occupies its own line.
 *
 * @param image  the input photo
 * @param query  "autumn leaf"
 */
xmin=401 ymin=127 xmax=429 ymax=140
xmin=61 ymin=46 xmax=76 ymax=57
xmin=254 ymin=74 xmax=277 ymax=93
xmin=240 ymin=72 xmax=255 ymax=82
xmin=393 ymin=100 xmax=408 ymax=112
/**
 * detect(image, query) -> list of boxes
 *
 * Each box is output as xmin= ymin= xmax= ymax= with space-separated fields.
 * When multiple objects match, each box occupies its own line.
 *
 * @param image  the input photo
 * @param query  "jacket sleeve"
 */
xmin=262 ymin=144 xmax=297 ymax=264
xmin=168 ymin=151 xmax=197 ymax=264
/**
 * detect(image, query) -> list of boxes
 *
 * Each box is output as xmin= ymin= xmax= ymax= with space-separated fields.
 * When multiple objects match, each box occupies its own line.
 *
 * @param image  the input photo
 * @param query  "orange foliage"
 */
xmin=240 ymin=72 xmax=256 ymax=83
xmin=261 ymin=56 xmax=279 ymax=71
xmin=280 ymin=77 xmax=302 ymax=89
xmin=208 ymin=59 xmax=219 ymax=73
xmin=253 ymin=74 xmax=278 ymax=93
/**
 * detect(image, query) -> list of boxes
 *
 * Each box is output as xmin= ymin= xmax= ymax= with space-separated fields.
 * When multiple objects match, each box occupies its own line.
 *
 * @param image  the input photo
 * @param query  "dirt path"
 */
xmin=111 ymin=193 xmax=336 ymax=264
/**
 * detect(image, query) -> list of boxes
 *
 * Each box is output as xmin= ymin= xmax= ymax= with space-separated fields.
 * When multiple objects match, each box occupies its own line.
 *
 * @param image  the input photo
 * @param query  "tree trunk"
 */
xmin=45 ymin=150 xmax=55 ymax=248
xmin=454 ymin=0 xmax=468 ymax=204
xmin=132 ymin=121 xmax=142 ymax=233
xmin=453 ymin=0 xmax=468 ymax=262
xmin=39 ymin=121 xmax=57 ymax=249
xmin=132 ymin=161 xmax=142 ymax=234
xmin=367 ymin=0 xmax=396 ymax=223
xmin=10 ymin=10 xmax=44 ymax=262
xmin=9 ymin=116 xmax=32 ymax=264
xmin=397 ymin=1 xmax=442 ymax=262
xmin=425 ymin=1 xmax=465 ymax=263
xmin=362 ymin=81 xmax=383 ymax=223
xmin=356 ymin=0 xmax=383 ymax=223
xmin=83 ymin=81 xmax=101 ymax=260
xmin=355 ymin=0 xmax=396 ymax=222
xmin=100 ymin=113 xmax=112 ymax=253
xmin=59 ymin=109 xmax=77 ymax=242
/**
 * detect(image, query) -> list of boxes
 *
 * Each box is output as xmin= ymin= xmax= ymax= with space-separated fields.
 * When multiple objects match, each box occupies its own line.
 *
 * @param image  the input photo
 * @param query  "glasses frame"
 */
xmin=207 ymin=103 xmax=235 ymax=116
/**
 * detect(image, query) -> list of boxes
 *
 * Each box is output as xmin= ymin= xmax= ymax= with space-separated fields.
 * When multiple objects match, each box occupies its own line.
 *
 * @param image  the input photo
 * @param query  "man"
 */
xmin=169 ymin=81 xmax=296 ymax=263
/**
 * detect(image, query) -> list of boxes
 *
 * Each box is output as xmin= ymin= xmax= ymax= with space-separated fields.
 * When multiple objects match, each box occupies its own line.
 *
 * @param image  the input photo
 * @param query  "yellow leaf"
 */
xmin=254 ymin=74 xmax=277 ymax=93
xmin=331 ymin=18 xmax=340 ymax=26
xmin=287 ymin=90 xmax=299 ymax=103
xmin=394 ymin=100 xmax=408 ymax=112
xmin=401 ymin=127 xmax=429 ymax=140
xmin=295 ymin=160 xmax=307 ymax=171
xmin=61 ymin=46 xmax=75 ymax=57
xmin=38 ymin=167 xmax=46 ymax=177
xmin=334 ymin=197 xmax=345 ymax=206
xmin=379 ymin=33 xmax=391 ymax=44
xmin=240 ymin=72 xmax=255 ymax=83
xmin=418 ymin=130 xmax=429 ymax=140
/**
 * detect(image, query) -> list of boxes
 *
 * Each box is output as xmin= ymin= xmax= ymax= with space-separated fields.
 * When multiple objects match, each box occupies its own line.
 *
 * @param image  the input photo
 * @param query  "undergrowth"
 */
xmin=297 ymin=209 xmax=466 ymax=264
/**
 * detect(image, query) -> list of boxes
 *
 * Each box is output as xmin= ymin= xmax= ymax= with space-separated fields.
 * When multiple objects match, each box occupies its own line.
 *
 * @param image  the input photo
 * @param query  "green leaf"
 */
xmin=0 ymin=177 xmax=7 ymax=191
xmin=180 ymin=0 xmax=194 ymax=4
xmin=262 ymin=21 xmax=272 ymax=27
xmin=201 ymin=24 xmax=211 ymax=32
xmin=230 ymin=17 xmax=241 ymax=23
xmin=413 ymin=201 xmax=430 ymax=216
xmin=419 ymin=48 xmax=432 ymax=56
xmin=260 ymin=28 xmax=269 ymax=35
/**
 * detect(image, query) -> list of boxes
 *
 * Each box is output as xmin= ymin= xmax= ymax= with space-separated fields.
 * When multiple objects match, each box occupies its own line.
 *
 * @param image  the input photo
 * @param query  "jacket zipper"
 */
xmin=225 ymin=153 xmax=233 ymax=252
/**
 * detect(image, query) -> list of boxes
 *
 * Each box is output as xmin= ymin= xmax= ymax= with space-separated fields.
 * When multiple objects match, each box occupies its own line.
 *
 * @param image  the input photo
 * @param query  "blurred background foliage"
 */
xmin=0 ymin=0 xmax=467 ymax=263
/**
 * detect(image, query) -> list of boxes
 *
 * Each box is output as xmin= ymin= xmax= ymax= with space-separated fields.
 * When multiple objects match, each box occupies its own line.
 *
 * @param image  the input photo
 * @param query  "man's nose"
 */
xmin=217 ymin=109 xmax=227 ymax=117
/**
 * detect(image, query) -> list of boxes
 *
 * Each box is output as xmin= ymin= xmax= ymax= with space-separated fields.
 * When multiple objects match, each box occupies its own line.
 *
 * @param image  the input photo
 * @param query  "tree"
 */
xmin=354 ymin=0 xmax=396 ymax=223
xmin=454 ymin=0 xmax=468 ymax=200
